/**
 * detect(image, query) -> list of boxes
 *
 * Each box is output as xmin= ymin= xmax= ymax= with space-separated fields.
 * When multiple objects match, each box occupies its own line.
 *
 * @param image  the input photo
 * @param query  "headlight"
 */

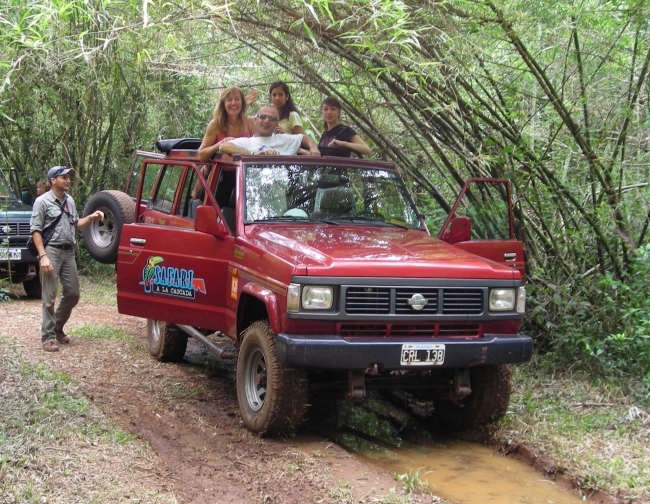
xmin=302 ymin=286 xmax=333 ymax=310
xmin=287 ymin=283 xmax=301 ymax=313
xmin=516 ymin=286 xmax=526 ymax=314
xmin=489 ymin=288 xmax=515 ymax=311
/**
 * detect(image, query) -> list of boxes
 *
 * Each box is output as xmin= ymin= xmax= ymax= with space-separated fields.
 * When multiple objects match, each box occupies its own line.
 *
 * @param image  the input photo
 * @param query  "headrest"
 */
xmin=155 ymin=138 xmax=202 ymax=154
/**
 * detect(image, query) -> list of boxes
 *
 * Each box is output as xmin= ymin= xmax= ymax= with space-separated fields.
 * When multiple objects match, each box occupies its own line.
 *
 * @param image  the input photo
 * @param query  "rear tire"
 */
xmin=433 ymin=364 xmax=512 ymax=430
xmin=22 ymin=277 xmax=42 ymax=299
xmin=147 ymin=320 xmax=188 ymax=362
xmin=82 ymin=190 xmax=135 ymax=264
xmin=236 ymin=320 xmax=308 ymax=436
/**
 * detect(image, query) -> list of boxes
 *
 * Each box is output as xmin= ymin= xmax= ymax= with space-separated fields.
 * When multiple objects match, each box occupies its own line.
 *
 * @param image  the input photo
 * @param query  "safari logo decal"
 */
xmin=141 ymin=256 xmax=206 ymax=299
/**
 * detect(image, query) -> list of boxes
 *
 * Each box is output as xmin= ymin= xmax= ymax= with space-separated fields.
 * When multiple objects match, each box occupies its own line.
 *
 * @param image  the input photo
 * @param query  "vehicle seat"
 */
xmin=221 ymin=188 xmax=236 ymax=234
xmin=313 ymin=186 xmax=356 ymax=217
xmin=189 ymin=198 xmax=202 ymax=219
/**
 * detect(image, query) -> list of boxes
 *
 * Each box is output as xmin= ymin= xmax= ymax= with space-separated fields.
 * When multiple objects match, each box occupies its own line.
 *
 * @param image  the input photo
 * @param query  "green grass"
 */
xmin=0 ymin=341 xmax=175 ymax=503
xmin=71 ymin=322 xmax=138 ymax=345
xmin=79 ymin=273 xmax=117 ymax=305
xmin=493 ymin=360 xmax=650 ymax=502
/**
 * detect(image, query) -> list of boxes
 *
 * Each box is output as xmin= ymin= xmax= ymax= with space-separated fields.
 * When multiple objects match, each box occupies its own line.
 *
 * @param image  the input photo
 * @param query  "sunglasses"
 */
xmin=256 ymin=113 xmax=278 ymax=122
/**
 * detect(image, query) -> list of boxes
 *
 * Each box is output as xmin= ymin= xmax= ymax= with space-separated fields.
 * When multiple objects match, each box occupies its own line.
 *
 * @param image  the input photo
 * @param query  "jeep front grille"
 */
xmin=344 ymin=286 xmax=483 ymax=315
xmin=339 ymin=323 xmax=481 ymax=338
xmin=0 ymin=223 xmax=30 ymax=236
xmin=345 ymin=287 xmax=390 ymax=314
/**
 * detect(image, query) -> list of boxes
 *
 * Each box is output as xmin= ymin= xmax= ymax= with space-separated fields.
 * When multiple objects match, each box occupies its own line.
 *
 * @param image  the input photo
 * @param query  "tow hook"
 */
xmin=346 ymin=371 xmax=366 ymax=401
xmin=453 ymin=368 xmax=472 ymax=400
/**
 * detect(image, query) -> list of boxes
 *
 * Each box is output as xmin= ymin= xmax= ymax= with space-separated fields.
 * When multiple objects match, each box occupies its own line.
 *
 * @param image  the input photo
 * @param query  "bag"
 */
xmin=27 ymin=201 xmax=66 ymax=257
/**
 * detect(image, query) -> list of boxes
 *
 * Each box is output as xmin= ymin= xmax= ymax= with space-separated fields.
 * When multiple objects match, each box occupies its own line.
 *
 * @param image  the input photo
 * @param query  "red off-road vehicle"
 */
xmin=83 ymin=138 xmax=532 ymax=435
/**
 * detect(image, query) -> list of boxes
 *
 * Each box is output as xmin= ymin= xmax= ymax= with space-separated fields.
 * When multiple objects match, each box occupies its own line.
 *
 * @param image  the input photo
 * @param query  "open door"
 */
xmin=438 ymin=178 xmax=525 ymax=276
xmin=117 ymin=161 xmax=233 ymax=331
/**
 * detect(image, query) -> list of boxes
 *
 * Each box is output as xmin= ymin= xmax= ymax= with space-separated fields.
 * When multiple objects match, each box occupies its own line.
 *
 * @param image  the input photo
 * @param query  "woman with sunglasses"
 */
xmin=319 ymin=96 xmax=371 ymax=158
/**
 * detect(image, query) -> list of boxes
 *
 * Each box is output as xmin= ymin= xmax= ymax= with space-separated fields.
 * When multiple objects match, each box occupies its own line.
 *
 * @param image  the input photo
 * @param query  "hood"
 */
xmin=246 ymin=224 xmax=519 ymax=280
xmin=0 ymin=197 xmax=33 ymax=217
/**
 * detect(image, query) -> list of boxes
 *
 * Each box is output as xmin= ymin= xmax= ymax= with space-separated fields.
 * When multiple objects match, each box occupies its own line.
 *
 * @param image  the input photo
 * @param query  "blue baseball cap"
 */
xmin=47 ymin=166 xmax=73 ymax=180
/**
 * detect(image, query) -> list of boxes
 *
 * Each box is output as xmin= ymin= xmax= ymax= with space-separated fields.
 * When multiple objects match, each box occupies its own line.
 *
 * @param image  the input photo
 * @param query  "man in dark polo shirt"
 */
xmin=30 ymin=166 xmax=105 ymax=352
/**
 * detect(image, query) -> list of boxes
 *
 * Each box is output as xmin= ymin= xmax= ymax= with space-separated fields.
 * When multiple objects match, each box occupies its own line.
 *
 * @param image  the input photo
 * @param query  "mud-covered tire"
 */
xmin=433 ymin=364 xmax=512 ymax=430
xmin=236 ymin=320 xmax=308 ymax=436
xmin=82 ymin=190 xmax=135 ymax=264
xmin=22 ymin=277 xmax=42 ymax=299
xmin=147 ymin=320 xmax=188 ymax=362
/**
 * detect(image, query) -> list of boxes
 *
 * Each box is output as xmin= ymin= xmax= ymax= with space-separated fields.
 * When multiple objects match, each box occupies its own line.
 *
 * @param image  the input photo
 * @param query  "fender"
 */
xmin=240 ymin=282 xmax=282 ymax=335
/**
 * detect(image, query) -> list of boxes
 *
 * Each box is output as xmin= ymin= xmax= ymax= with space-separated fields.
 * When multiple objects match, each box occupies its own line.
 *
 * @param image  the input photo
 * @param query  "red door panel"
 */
xmin=438 ymin=178 xmax=525 ymax=275
xmin=117 ymin=223 xmax=233 ymax=331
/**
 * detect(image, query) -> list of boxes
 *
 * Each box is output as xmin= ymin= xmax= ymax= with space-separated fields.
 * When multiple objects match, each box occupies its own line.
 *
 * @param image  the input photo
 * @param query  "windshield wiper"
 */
xmin=333 ymin=216 xmax=411 ymax=229
xmin=250 ymin=215 xmax=340 ymax=226
xmin=251 ymin=216 xmax=308 ymax=222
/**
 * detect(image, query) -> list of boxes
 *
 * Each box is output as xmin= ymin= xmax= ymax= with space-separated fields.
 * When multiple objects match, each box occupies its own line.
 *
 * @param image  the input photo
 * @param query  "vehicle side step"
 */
xmin=176 ymin=325 xmax=237 ymax=360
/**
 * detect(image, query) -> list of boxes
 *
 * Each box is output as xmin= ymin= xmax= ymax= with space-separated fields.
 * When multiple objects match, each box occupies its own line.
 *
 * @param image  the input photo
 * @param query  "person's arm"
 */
xmin=246 ymin=116 xmax=258 ymax=135
xmin=219 ymin=141 xmax=254 ymax=156
xmin=198 ymin=120 xmax=222 ymax=162
xmin=328 ymin=135 xmax=371 ymax=156
xmin=76 ymin=210 xmax=104 ymax=231
xmin=300 ymin=134 xmax=320 ymax=156
xmin=31 ymin=231 xmax=55 ymax=275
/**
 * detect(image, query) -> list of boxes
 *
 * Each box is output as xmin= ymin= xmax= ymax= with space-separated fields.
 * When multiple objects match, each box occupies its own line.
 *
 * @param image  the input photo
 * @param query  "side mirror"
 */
xmin=194 ymin=205 xmax=229 ymax=238
xmin=448 ymin=216 xmax=471 ymax=244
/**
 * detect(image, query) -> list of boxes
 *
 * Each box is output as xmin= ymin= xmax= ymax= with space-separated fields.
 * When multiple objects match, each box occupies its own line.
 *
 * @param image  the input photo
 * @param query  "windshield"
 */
xmin=244 ymin=162 xmax=423 ymax=228
xmin=0 ymin=169 xmax=18 ymax=201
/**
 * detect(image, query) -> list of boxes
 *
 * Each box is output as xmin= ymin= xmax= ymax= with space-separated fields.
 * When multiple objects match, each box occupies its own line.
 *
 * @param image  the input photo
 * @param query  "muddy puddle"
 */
xmin=186 ymin=342 xmax=585 ymax=503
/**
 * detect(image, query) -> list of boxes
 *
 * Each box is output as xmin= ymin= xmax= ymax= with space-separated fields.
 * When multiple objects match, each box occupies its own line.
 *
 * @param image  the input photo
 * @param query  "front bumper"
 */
xmin=275 ymin=333 xmax=533 ymax=370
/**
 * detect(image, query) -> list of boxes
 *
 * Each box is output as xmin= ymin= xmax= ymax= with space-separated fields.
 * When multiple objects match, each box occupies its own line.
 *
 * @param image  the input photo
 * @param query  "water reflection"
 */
xmin=306 ymin=398 xmax=585 ymax=504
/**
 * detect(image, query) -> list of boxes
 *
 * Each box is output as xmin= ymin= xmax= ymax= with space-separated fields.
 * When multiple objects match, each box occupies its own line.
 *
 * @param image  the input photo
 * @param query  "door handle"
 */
xmin=503 ymin=252 xmax=517 ymax=260
xmin=130 ymin=238 xmax=146 ymax=246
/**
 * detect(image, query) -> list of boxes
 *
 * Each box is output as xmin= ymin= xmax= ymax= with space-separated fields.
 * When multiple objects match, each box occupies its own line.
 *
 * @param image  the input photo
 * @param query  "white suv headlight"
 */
xmin=489 ymin=288 xmax=515 ymax=311
xmin=302 ymin=286 xmax=333 ymax=310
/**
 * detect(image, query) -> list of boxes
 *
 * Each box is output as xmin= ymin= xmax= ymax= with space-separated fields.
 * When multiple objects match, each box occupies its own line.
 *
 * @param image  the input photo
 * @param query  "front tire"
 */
xmin=82 ymin=190 xmax=135 ymax=264
xmin=147 ymin=320 xmax=188 ymax=362
xmin=433 ymin=364 xmax=512 ymax=430
xmin=22 ymin=277 xmax=42 ymax=299
xmin=236 ymin=321 xmax=308 ymax=436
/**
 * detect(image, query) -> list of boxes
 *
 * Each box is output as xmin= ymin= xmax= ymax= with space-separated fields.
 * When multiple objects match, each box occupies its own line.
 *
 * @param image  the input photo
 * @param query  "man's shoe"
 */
xmin=43 ymin=340 xmax=60 ymax=352
xmin=55 ymin=330 xmax=70 ymax=344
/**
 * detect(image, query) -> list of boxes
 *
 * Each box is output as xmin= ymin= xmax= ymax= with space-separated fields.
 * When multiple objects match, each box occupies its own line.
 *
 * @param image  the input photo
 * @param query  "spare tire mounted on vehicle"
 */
xmin=82 ymin=190 xmax=135 ymax=263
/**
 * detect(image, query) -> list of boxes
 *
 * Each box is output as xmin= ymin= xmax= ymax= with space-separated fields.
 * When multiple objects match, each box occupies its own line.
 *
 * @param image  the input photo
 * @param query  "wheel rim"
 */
xmin=148 ymin=319 xmax=161 ymax=345
xmin=89 ymin=206 xmax=115 ymax=249
xmin=243 ymin=347 xmax=267 ymax=412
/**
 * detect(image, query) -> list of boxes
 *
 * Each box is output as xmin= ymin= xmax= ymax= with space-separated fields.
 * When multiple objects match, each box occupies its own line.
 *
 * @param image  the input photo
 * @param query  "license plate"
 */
xmin=400 ymin=343 xmax=445 ymax=366
xmin=0 ymin=248 xmax=21 ymax=260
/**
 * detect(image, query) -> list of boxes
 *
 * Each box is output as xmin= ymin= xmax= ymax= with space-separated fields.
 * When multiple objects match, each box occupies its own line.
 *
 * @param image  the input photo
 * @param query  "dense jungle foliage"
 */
xmin=1 ymin=0 xmax=649 ymax=393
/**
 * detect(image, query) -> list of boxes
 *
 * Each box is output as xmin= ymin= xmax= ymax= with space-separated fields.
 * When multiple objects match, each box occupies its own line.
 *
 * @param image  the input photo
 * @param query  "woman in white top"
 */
xmin=269 ymin=81 xmax=305 ymax=134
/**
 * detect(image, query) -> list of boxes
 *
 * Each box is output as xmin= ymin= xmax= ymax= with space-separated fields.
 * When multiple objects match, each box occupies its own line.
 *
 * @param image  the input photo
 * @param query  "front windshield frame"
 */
xmin=0 ymin=169 xmax=18 ymax=201
xmin=243 ymin=161 xmax=424 ymax=229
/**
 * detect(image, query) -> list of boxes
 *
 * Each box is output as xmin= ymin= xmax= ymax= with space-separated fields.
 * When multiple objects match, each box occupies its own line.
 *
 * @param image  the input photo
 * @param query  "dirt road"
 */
xmin=1 ymin=292 xmax=436 ymax=504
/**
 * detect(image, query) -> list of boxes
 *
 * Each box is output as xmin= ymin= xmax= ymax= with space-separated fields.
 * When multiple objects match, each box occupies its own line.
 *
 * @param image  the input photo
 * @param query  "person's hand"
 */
xmin=297 ymin=148 xmax=310 ymax=156
xmin=40 ymin=255 xmax=53 ymax=275
xmin=328 ymin=139 xmax=343 ymax=147
xmin=245 ymin=89 xmax=258 ymax=106
xmin=309 ymin=146 xmax=321 ymax=156
xmin=273 ymin=126 xmax=285 ymax=134
xmin=92 ymin=210 xmax=104 ymax=221
xmin=253 ymin=148 xmax=280 ymax=156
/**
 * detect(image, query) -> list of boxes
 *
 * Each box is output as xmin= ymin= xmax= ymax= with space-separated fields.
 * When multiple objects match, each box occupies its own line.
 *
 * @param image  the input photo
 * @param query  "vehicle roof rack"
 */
xmin=155 ymin=138 xmax=202 ymax=155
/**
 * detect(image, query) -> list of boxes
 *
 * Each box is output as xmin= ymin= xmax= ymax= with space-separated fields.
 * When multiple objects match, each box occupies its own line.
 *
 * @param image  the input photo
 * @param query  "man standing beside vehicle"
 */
xmin=30 ymin=166 xmax=104 ymax=352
